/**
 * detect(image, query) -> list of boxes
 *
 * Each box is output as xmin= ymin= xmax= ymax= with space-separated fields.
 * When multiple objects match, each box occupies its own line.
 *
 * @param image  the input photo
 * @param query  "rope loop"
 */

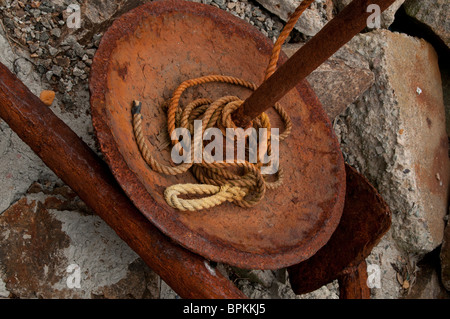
xmin=164 ymin=184 xmax=247 ymax=211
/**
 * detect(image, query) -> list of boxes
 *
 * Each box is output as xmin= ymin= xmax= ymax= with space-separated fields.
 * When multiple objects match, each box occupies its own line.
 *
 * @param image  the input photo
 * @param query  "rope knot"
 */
xmin=220 ymin=184 xmax=247 ymax=201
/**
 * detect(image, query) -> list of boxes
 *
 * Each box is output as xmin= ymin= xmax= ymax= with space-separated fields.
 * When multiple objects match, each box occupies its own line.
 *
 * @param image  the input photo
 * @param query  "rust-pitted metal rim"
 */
xmin=89 ymin=0 xmax=346 ymax=269
xmin=288 ymin=164 xmax=392 ymax=294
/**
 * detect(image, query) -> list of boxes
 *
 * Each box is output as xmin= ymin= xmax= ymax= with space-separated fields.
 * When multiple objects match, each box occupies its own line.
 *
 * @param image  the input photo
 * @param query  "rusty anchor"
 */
xmin=0 ymin=0 xmax=397 ymax=298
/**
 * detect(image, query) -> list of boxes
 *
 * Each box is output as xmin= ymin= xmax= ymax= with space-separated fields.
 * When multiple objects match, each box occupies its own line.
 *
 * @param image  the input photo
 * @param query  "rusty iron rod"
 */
xmin=338 ymin=261 xmax=371 ymax=299
xmin=234 ymin=0 xmax=398 ymax=126
xmin=0 ymin=62 xmax=246 ymax=299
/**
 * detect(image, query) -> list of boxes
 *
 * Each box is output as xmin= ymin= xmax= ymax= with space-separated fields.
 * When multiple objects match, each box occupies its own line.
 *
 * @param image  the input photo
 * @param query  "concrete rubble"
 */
xmin=0 ymin=0 xmax=449 ymax=299
xmin=334 ymin=29 xmax=449 ymax=298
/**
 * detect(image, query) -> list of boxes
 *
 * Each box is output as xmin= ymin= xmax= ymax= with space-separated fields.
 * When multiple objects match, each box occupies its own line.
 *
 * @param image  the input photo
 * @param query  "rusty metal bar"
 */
xmin=0 ymin=62 xmax=246 ymax=299
xmin=338 ymin=261 xmax=371 ymax=299
xmin=233 ymin=0 xmax=398 ymax=126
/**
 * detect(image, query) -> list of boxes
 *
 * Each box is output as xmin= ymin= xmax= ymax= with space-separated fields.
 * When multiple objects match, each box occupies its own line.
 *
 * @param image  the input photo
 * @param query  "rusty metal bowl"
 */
xmin=89 ymin=0 xmax=346 ymax=269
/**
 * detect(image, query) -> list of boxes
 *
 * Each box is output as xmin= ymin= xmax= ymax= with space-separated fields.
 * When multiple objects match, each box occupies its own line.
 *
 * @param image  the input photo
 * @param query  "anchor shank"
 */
xmin=233 ymin=0 xmax=397 ymax=127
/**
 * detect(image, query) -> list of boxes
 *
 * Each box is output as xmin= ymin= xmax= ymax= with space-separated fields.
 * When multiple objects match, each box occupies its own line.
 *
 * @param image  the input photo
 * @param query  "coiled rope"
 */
xmin=132 ymin=1 xmax=313 ymax=211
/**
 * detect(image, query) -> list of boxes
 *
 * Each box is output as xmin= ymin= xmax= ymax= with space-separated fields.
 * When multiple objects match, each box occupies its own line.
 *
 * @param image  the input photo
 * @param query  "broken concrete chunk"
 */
xmin=283 ymin=41 xmax=374 ymax=120
xmin=254 ymin=0 xmax=327 ymax=36
xmin=336 ymin=30 xmax=450 ymax=256
xmin=0 ymin=26 xmax=14 ymax=72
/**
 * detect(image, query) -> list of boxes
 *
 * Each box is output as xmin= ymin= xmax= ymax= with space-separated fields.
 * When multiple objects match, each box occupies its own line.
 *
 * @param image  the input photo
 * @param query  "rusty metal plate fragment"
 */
xmin=89 ymin=0 xmax=345 ymax=269
xmin=288 ymin=164 xmax=392 ymax=293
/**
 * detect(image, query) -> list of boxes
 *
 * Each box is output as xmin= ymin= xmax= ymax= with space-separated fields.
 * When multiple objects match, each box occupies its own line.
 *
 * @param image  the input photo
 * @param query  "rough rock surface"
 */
xmin=0 ymin=184 xmax=160 ymax=298
xmin=403 ymin=0 xmax=450 ymax=49
xmin=283 ymin=42 xmax=374 ymax=120
xmin=334 ymin=30 xmax=450 ymax=255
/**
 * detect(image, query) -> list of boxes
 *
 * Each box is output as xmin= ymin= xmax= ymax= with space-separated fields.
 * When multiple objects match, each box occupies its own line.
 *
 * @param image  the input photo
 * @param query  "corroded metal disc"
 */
xmin=90 ymin=0 xmax=346 ymax=269
xmin=288 ymin=164 xmax=392 ymax=293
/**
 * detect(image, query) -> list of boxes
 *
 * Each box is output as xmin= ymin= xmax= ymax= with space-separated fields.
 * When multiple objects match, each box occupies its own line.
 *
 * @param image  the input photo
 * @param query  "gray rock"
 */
xmin=0 ymin=121 xmax=53 ymax=215
xmin=2 ymin=17 xmax=15 ymax=31
xmin=72 ymin=41 xmax=85 ymax=57
xmin=72 ymin=66 xmax=85 ymax=77
xmin=231 ymin=267 xmax=276 ymax=288
xmin=335 ymin=30 xmax=450 ymax=255
xmin=0 ymin=41 xmax=54 ymax=214
xmin=404 ymin=0 xmax=450 ymax=49
xmin=254 ymin=0 xmax=327 ymax=36
xmin=283 ymin=42 xmax=374 ymax=120
xmin=12 ymin=57 xmax=43 ymax=96
xmin=255 ymin=0 xmax=404 ymax=35
xmin=297 ymin=281 xmax=339 ymax=299
xmin=51 ymin=64 xmax=63 ymax=77
xmin=40 ymin=31 xmax=50 ymax=42
xmin=45 ymin=70 xmax=54 ymax=81
xmin=51 ymin=27 xmax=62 ymax=38
xmin=0 ymin=27 xmax=15 ymax=72
xmin=61 ymin=35 xmax=77 ymax=46
xmin=48 ymin=45 xmax=59 ymax=56
xmin=28 ymin=42 xmax=39 ymax=53
xmin=85 ymin=48 xmax=96 ymax=57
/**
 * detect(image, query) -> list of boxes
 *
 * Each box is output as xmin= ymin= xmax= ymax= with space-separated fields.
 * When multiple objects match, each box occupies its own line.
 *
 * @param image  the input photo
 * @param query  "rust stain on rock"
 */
xmin=0 ymin=198 xmax=71 ymax=298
